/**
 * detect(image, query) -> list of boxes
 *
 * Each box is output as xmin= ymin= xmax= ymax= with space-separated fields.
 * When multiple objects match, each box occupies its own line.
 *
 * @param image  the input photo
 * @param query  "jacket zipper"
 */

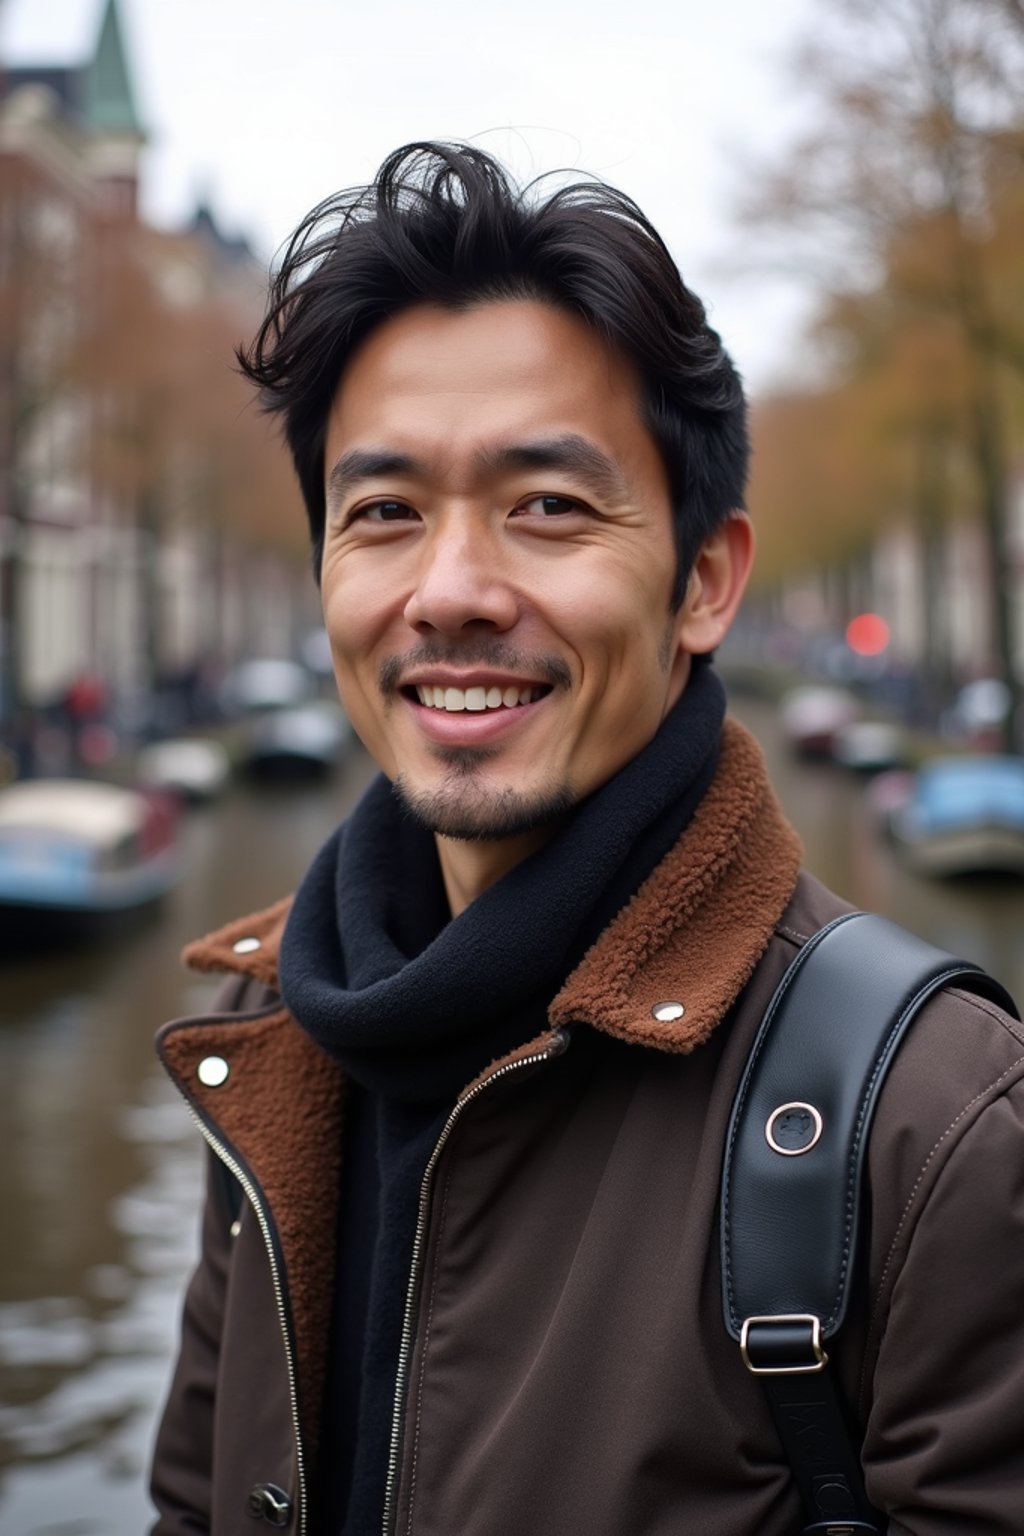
xmin=182 ymin=1102 xmax=308 ymax=1536
xmin=381 ymin=1031 xmax=569 ymax=1536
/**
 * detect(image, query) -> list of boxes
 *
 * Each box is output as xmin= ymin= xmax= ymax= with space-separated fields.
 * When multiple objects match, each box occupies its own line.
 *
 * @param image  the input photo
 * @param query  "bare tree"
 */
xmin=742 ymin=0 xmax=1024 ymax=743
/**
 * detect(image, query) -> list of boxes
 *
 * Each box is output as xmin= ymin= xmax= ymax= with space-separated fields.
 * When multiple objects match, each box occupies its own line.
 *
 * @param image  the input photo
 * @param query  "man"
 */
xmin=150 ymin=143 xmax=1024 ymax=1535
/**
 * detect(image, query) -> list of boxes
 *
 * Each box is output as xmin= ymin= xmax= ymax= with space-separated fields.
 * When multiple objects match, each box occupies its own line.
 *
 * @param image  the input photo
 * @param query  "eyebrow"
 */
xmin=327 ymin=449 xmax=421 ymax=508
xmin=476 ymin=435 xmax=631 ymax=502
xmin=325 ymin=433 xmax=631 ymax=510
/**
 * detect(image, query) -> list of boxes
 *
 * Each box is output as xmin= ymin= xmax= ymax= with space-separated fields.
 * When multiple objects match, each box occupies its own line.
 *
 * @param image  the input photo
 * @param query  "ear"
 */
xmin=674 ymin=512 xmax=755 ymax=655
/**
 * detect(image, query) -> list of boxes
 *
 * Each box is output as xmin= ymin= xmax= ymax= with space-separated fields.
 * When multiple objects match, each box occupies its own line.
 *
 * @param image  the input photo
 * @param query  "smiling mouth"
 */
xmin=407 ymin=684 xmax=550 ymax=713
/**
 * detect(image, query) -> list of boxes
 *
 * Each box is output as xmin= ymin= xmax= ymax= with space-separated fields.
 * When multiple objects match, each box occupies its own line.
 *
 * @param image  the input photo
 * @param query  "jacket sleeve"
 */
xmin=862 ymin=1078 xmax=1024 ymax=1533
xmin=148 ymin=1143 xmax=235 ymax=1534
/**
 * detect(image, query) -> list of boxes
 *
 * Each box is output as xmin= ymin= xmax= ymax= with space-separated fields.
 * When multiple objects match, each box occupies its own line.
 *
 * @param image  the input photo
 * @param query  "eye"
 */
xmin=513 ymin=494 xmax=588 ymax=519
xmin=351 ymin=498 xmax=418 ymax=524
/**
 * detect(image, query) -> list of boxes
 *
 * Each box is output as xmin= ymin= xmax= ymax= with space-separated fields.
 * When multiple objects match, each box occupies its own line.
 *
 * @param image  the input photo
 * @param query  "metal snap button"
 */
xmin=197 ymin=1055 xmax=230 ymax=1088
xmin=651 ymin=1000 xmax=685 ymax=1022
xmin=233 ymin=936 xmax=262 ymax=955
xmin=247 ymin=1482 xmax=293 ymax=1526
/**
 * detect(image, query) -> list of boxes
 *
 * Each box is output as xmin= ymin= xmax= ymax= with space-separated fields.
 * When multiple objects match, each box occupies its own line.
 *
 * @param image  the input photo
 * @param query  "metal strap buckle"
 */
xmin=739 ymin=1313 xmax=828 ymax=1375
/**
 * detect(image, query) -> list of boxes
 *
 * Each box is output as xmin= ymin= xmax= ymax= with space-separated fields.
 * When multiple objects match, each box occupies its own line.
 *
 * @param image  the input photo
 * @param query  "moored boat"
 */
xmin=831 ymin=719 xmax=909 ymax=774
xmin=0 ymin=778 xmax=180 ymax=947
xmin=779 ymin=685 xmax=860 ymax=757
xmin=237 ymin=701 xmax=353 ymax=781
xmin=884 ymin=755 xmax=1024 ymax=877
xmin=135 ymin=737 xmax=231 ymax=803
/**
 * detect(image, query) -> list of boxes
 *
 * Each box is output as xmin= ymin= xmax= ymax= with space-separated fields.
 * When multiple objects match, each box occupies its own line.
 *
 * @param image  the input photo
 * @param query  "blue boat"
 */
xmin=887 ymin=755 xmax=1024 ymax=877
xmin=0 ymin=779 xmax=180 ymax=947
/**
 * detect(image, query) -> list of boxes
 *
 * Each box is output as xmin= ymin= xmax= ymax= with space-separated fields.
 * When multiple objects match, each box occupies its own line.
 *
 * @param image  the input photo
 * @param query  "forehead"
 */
xmin=324 ymin=299 xmax=662 ymax=484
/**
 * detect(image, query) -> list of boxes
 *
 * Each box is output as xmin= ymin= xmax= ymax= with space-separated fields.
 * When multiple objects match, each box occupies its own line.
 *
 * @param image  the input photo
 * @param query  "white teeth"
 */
xmin=413 ymin=683 xmax=543 ymax=712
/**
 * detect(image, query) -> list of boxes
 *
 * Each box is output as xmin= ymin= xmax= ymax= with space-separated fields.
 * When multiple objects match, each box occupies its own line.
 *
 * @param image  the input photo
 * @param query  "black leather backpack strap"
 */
xmin=720 ymin=910 xmax=1019 ymax=1535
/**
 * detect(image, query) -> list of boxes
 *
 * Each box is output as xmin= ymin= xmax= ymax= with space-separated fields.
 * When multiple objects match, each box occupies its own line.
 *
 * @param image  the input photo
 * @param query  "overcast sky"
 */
xmin=2 ymin=0 xmax=821 ymax=392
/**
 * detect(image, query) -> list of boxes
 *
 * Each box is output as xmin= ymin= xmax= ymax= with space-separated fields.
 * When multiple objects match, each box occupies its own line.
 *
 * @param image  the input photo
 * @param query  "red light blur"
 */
xmin=846 ymin=613 xmax=890 ymax=656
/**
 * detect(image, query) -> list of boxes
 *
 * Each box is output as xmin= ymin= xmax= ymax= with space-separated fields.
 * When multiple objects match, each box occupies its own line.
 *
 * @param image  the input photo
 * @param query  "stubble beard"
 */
xmin=393 ymin=747 xmax=576 ymax=842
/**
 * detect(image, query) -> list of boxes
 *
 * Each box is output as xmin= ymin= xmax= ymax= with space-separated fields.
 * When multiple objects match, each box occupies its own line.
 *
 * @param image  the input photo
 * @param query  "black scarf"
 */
xmin=279 ymin=662 xmax=725 ymax=1101
xmin=278 ymin=662 xmax=725 ymax=1534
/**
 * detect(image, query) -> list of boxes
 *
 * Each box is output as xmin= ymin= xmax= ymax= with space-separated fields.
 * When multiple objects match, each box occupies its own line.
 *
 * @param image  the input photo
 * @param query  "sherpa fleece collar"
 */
xmin=181 ymin=717 xmax=802 ymax=1061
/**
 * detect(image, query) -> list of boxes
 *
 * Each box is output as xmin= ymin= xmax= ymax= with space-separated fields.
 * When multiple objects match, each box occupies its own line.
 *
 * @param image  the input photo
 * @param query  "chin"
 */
xmin=392 ymin=773 xmax=577 ymax=843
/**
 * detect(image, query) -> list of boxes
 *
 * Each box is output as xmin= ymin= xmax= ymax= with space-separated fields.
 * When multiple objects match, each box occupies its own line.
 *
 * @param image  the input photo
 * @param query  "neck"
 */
xmin=436 ymin=826 xmax=555 ymax=916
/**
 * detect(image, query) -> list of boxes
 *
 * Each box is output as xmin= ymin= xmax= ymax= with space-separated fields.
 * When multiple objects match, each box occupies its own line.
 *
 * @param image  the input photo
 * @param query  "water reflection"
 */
xmin=1 ymin=755 xmax=377 ymax=1535
xmin=0 ymin=983 xmax=204 ymax=1536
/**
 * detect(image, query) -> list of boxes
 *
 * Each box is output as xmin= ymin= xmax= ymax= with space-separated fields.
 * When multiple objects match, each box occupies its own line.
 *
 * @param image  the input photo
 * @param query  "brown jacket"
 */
xmin=150 ymin=720 xmax=1024 ymax=1535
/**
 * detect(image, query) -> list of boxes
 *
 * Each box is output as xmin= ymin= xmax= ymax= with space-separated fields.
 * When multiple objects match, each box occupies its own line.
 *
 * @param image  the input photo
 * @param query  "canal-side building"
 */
xmin=0 ymin=0 xmax=312 ymax=759
xmin=1 ymin=0 xmax=144 ymax=724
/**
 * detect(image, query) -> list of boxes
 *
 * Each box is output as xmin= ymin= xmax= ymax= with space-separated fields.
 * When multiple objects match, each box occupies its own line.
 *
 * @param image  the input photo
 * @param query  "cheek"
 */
xmin=322 ymin=564 xmax=389 ymax=667
xmin=322 ymin=597 xmax=382 ymax=731
xmin=325 ymin=628 xmax=396 ymax=773
xmin=567 ymin=586 xmax=675 ymax=685
xmin=568 ymin=598 xmax=682 ymax=757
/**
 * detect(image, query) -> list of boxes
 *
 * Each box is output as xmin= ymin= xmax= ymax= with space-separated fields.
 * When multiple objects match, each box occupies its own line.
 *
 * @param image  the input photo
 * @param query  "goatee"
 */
xmin=392 ymin=764 xmax=575 ymax=842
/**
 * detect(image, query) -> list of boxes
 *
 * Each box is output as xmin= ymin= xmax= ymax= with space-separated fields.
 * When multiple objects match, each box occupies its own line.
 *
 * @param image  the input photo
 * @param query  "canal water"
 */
xmin=0 ymin=747 xmax=378 ymax=1535
xmin=1 ymin=698 xmax=1022 ymax=1534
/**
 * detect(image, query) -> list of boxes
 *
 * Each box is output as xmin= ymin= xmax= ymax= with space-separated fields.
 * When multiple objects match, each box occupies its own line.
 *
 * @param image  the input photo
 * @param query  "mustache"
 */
xmin=379 ymin=640 xmax=572 ymax=695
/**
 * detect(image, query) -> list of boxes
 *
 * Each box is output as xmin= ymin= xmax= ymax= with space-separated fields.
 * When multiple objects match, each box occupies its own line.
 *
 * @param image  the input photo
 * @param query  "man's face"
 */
xmin=320 ymin=299 xmax=693 ymax=841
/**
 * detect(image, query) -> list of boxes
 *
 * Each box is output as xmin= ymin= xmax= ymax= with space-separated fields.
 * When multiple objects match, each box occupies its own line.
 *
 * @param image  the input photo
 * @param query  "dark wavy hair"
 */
xmin=238 ymin=141 xmax=749 ymax=603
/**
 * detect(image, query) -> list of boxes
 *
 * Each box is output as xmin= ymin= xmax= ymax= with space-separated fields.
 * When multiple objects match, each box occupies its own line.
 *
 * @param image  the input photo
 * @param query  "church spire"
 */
xmin=83 ymin=0 xmax=145 ymax=140
xmin=82 ymin=0 xmax=146 ymax=216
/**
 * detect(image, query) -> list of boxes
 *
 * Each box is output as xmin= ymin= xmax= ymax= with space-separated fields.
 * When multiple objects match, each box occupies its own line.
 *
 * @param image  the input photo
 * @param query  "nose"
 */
xmin=403 ymin=512 xmax=519 ymax=634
